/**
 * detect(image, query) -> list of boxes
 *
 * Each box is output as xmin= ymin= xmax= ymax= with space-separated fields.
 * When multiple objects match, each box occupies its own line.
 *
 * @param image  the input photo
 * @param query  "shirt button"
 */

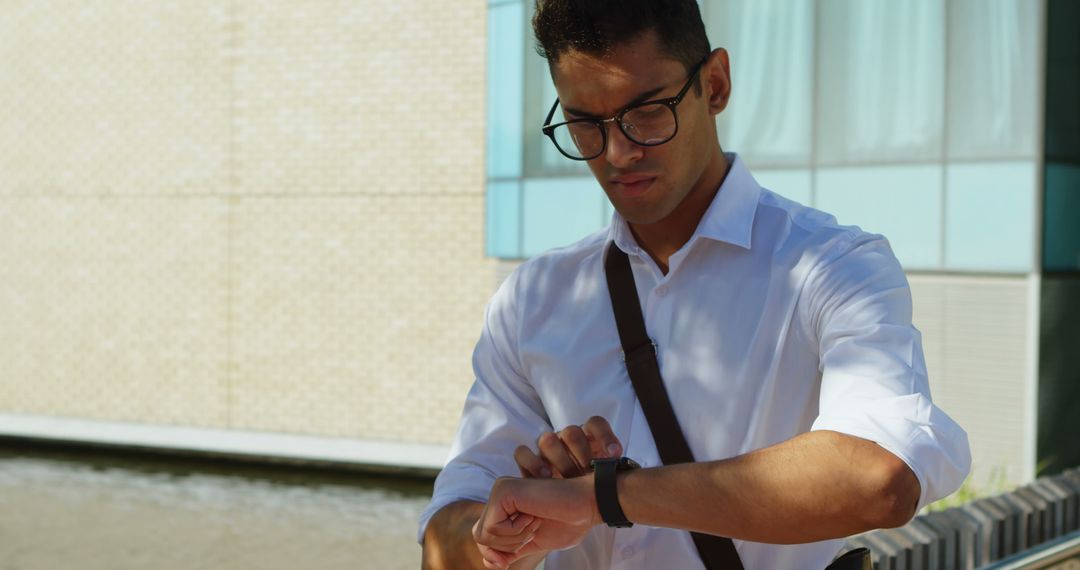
xmin=655 ymin=285 xmax=668 ymax=296
xmin=621 ymin=546 xmax=636 ymax=559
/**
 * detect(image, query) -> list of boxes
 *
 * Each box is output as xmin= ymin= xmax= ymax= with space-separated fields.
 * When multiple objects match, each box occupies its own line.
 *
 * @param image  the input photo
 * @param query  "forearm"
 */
xmin=617 ymin=430 xmax=920 ymax=543
xmin=422 ymin=500 xmax=487 ymax=569
xmin=422 ymin=500 xmax=546 ymax=570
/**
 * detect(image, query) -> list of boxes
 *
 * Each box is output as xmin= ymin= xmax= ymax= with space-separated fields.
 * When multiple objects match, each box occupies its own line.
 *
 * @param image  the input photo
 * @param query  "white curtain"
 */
xmin=817 ymin=0 xmax=946 ymax=165
xmin=527 ymin=0 xmax=1038 ymax=170
xmin=707 ymin=0 xmax=814 ymax=168
xmin=947 ymin=0 xmax=1040 ymax=160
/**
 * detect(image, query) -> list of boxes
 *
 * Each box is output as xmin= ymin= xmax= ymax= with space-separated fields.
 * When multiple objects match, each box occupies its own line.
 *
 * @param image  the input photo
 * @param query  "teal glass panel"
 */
xmin=602 ymin=197 xmax=615 ymax=224
xmin=1046 ymin=0 xmax=1080 ymax=162
xmin=486 ymin=180 xmax=522 ymax=258
xmin=1044 ymin=163 xmax=1080 ymax=271
xmin=521 ymin=177 xmax=606 ymax=256
xmin=487 ymin=1 xmax=524 ymax=179
xmin=944 ymin=161 xmax=1036 ymax=272
xmin=752 ymin=168 xmax=812 ymax=206
xmin=815 ymin=165 xmax=943 ymax=270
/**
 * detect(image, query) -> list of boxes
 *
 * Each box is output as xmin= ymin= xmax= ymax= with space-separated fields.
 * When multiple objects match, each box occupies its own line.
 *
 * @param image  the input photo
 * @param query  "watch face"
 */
xmin=590 ymin=458 xmax=616 ymax=471
xmin=596 ymin=457 xmax=635 ymax=472
xmin=590 ymin=457 xmax=640 ymax=471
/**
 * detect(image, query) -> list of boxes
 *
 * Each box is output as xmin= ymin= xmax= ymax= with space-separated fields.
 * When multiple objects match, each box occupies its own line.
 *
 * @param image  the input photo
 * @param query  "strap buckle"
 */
xmin=620 ymin=339 xmax=657 ymax=363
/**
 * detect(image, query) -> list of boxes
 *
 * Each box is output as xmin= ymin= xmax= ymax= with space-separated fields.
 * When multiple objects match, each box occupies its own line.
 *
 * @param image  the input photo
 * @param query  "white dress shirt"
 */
xmin=419 ymin=154 xmax=971 ymax=570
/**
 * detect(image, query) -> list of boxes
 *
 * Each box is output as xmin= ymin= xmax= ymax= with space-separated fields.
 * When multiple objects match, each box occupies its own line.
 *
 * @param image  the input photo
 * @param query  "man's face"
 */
xmin=550 ymin=33 xmax=720 ymax=226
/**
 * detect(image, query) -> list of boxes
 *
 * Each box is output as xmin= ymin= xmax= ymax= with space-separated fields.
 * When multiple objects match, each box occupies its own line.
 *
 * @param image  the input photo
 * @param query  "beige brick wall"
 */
xmin=0 ymin=1 xmax=494 ymax=445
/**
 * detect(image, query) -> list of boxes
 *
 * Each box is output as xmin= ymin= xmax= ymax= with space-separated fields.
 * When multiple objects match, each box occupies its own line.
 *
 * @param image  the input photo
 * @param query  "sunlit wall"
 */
xmin=0 ymin=0 xmax=494 ymax=450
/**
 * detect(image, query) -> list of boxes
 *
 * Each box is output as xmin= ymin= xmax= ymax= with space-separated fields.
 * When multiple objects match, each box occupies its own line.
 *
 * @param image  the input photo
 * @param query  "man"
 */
xmin=420 ymin=1 xmax=971 ymax=568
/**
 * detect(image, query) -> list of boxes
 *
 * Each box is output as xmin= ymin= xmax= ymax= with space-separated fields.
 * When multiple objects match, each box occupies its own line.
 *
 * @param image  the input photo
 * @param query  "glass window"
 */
xmin=947 ymin=0 xmax=1040 ymax=160
xmin=486 ymin=0 xmax=1044 ymax=273
xmin=1044 ymin=164 xmax=1080 ymax=272
xmin=816 ymin=0 xmax=946 ymax=165
xmin=816 ymin=165 xmax=943 ymax=270
xmin=485 ymin=180 xmax=521 ymax=258
xmin=521 ymin=177 xmax=606 ymax=256
xmin=946 ymin=162 xmax=1036 ymax=272
xmin=704 ymin=0 xmax=813 ymax=168
xmin=1045 ymin=0 xmax=1080 ymax=162
xmin=486 ymin=1 xmax=525 ymax=179
xmin=753 ymin=169 xmax=812 ymax=206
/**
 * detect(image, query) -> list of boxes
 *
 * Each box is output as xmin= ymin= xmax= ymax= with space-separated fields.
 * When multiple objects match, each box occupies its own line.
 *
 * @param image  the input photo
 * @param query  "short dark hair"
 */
xmin=532 ymin=0 xmax=711 ymax=73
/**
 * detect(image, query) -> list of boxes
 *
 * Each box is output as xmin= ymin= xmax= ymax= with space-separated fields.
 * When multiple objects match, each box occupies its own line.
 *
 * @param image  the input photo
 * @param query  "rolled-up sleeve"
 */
xmin=417 ymin=267 xmax=552 ymax=543
xmin=804 ymin=233 xmax=971 ymax=515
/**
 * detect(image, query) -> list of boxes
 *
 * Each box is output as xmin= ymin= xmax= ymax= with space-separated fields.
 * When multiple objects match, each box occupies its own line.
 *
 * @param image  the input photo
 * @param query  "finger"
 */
xmin=487 ymin=525 xmax=538 ymax=552
xmin=514 ymin=445 xmax=553 ymax=478
xmin=514 ymin=534 xmax=544 ymax=558
xmin=507 ymin=514 xmax=541 ymax=546
xmin=558 ymin=425 xmax=593 ymax=473
xmin=478 ymin=544 xmax=513 ymax=570
xmin=487 ymin=513 xmax=537 ymax=537
xmin=477 ymin=510 xmax=537 ymax=543
xmin=478 ymin=527 xmax=537 ymax=550
xmin=510 ymin=531 xmax=537 ymax=554
xmin=537 ymin=431 xmax=581 ymax=477
xmin=583 ymin=416 xmax=622 ymax=458
xmin=522 ymin=515 xmax=542 ymax=537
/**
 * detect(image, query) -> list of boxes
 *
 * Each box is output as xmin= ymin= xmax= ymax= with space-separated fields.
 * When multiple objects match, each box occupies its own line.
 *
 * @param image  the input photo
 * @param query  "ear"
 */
xmin=703 ymin=48 xmax=731 ymax=116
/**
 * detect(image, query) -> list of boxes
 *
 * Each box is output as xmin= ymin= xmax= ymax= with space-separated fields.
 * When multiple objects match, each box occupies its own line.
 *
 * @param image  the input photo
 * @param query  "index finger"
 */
xmin=583 ymin=416 xmax=622 ymax=458
xmin=514 ymin=445 xmax=554 ymax=479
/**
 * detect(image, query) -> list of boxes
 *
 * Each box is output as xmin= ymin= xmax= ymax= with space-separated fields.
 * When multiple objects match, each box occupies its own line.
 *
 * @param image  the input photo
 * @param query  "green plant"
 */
xmin=923 ymin=465 xmax=1013 ymax=513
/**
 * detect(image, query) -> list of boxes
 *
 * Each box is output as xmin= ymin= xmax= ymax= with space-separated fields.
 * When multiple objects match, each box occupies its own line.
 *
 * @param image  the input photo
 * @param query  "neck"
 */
xmin=629 ymin=151 xmax=730 ymax=274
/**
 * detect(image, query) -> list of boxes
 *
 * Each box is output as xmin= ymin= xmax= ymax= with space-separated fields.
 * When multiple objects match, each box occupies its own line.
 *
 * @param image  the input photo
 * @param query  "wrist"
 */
xmin=582 ymin=471 xmax=603 ymax=528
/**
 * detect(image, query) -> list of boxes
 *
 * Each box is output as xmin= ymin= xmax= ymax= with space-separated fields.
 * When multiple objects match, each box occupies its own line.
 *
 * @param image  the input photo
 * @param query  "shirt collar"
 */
xmin=607 ymin=152 xmax=760 ymax=254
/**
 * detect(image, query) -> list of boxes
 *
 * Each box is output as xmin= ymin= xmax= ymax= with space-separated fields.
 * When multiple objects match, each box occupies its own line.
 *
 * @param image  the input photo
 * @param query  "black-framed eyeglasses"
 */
xmin=541 ymin=56 xmax=708 ymax=161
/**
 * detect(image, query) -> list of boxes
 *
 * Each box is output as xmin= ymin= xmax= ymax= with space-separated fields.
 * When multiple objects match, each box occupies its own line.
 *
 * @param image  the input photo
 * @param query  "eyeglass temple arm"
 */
xmin=542 ymin=98 xmax=560 ymax=130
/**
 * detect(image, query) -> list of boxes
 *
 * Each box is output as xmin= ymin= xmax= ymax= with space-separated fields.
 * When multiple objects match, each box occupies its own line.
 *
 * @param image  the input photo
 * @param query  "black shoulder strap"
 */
xmin=604 ymin=245 xmax=744 ymax=570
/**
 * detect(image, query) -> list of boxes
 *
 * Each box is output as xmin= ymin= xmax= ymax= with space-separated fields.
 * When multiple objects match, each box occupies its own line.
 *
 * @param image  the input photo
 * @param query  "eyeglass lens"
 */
xmin=551 ymin=102 xmax=677 ymax=159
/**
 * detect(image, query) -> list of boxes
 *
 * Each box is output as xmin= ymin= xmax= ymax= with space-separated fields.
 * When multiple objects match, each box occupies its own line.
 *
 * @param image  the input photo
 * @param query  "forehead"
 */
xmin=550 ymin=33 xmax=685 ymax=117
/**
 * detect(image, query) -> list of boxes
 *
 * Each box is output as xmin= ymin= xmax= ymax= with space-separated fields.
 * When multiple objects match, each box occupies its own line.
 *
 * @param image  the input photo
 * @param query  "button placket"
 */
xmin=608 ymin=520 xmax=644 ymax=567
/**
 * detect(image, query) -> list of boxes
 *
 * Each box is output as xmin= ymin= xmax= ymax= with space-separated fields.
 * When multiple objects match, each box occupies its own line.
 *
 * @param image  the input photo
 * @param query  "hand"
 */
xmin=514 ymin=416 xmax=623 ymax=479
xmin=472 ymin=475 xmax=601 ymax=569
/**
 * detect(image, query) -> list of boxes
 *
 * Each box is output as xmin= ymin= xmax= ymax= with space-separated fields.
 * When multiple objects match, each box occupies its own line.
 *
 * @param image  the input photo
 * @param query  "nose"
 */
xmin=603 ymin=120 xmax=643 ymax=168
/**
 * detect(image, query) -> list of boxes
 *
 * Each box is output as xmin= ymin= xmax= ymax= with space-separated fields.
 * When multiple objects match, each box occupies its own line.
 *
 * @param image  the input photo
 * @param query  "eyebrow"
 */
xmin=562 ymin=84 xmax=668 ymax=119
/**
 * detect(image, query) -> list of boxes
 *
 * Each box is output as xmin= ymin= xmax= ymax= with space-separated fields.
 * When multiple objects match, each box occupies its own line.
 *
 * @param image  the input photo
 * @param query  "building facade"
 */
xmin=1 ymin=0 xmax=1076 ymax=493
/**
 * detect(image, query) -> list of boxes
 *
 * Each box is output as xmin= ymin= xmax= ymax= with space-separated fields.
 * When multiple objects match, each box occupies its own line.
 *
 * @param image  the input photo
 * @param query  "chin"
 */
xmin=613 ymin=205 xmax=673 ymax=226
xmin=606 ymin=194 xmax=667 ymax=226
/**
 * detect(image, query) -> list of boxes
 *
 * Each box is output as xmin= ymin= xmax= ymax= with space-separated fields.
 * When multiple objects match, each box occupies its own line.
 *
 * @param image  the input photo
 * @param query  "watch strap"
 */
xmin=592 ymin=457 xmax=636 ymax=528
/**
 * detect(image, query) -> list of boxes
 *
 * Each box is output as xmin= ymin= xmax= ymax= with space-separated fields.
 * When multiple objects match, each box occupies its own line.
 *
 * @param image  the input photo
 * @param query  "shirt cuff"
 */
xmin=416 ymin=467 xmax=497 ymax=544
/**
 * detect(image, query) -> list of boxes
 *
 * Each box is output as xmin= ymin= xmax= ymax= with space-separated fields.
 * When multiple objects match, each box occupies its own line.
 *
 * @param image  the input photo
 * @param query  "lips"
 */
xmin=610 ymin=174 xmax=657 ymax=197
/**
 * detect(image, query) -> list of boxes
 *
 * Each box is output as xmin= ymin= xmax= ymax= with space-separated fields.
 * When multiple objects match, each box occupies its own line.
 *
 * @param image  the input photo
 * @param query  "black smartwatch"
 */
xmin=590 ymin=457 xmax=640 ymax=528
